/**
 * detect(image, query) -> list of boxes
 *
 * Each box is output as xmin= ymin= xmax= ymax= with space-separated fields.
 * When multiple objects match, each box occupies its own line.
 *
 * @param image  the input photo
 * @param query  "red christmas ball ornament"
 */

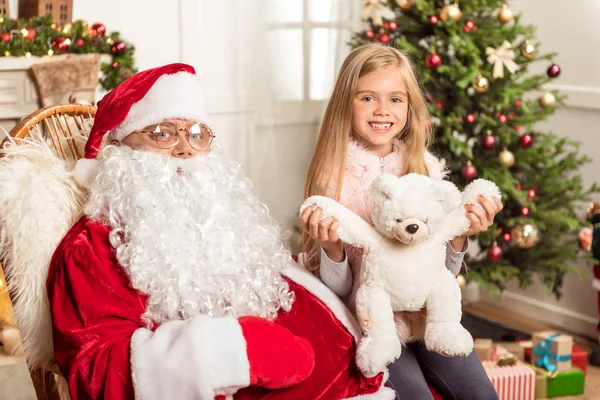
xmin=481 ymin=134 xmax=496 ymax=150
xmin=366 ymin=30 xmax=374 ymax=39
xmin=383 ymin=23 xmax=390 ymax=29
xmin=426 ymin=53 xmax=442 ymax=69
xmin=52 ymin=37 xmax=69 ymax=53
xmin=379 ymin=33 xmax=390 ymax=43
xmin=466 ymin=113 xmax=475 ymax=123
xmin=547 ymin=64 xmax=561 ymax=78
xmin=76 ymin=38 xmax=84 ymax=46
xmin=111 ymin=40 xmax=127 ymax=55
xmin=389 ymin=21 xmax=398 ymax=30
xmin=499 ymin=114 xmax=507 ymax=123
xmin=515 ymin=99 xmax=521 ymax=106
xmin=25 ymin=28 xmax=36 ymax=40
xmin=436 ymin=101 xmax=444 ymax=109
xmin=528 ymin=189 xmax=537 ymax=201
xmin=112 ymin=62 xmax=119 ymax=68
xmin=515 ymin=183 xmax=522 ymax=190
xmin=461 ymin=162 xmax=478 ymax=181
xmin=519 ymin=133 xmax=534 ymax=149
xmin=430 ymin=15 xmax=439 ymax=24
xmin=503 ymin=233 xmax=512 ymax=242
xmin=521 ymin=206 xmax=530 ymax=216
xmin=463 ymin=20 xmax=477 ymax=32
xmin=90 ymin=22 xmax=106 ymax=37
xmin=0 ymin=32 xmax=10 ymax=42
xmin=515 ymin=125 xmax=521 ymax=132
xmin=487 ymin=244 xmax=503 ymax=262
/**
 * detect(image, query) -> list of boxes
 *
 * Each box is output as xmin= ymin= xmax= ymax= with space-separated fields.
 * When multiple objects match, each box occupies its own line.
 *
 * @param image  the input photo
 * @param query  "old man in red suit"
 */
xmin=44 ymin=64 xmax=394 ymax=400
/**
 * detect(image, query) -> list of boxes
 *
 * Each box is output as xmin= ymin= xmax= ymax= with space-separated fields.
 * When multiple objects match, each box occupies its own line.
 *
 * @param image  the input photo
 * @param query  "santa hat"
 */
xmin=73 ymin=63 xmax=209 ymax=186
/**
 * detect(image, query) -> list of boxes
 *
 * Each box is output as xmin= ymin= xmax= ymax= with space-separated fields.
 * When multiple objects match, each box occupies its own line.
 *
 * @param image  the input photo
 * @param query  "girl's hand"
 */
xmin=450 ymin=196 xmax=503 ymax=251
xmin=462 ymin=196 xmax=503 ymax=237
xmin=300 ymin=205 xmax=344 ymax=262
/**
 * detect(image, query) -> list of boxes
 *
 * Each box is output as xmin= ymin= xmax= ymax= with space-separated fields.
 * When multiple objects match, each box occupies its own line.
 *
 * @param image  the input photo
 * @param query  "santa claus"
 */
xmin=0 ymin=64 xmax=395 ymax=400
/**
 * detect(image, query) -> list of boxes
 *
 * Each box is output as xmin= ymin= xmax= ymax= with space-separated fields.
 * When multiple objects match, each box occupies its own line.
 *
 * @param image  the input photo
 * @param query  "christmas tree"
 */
xmin=351 ymin=0 xmax=598 ymax=296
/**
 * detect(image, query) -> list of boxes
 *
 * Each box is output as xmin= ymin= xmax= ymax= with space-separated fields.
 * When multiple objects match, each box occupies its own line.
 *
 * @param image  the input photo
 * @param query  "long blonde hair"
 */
xmin=302 ymin=43 xmax=434 ymax=274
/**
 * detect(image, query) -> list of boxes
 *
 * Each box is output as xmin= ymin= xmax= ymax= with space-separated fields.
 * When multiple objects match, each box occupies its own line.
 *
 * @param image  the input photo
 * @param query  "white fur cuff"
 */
xmin=130 ymin=316 xmax=250 ymax=400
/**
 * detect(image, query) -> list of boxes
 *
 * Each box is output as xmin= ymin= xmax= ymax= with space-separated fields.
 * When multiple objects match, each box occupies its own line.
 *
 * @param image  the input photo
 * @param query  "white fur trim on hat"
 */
xmin=73 ymin=158 xmax=100 ymax=187
xmin=110 ymin=72 xmax=210 ymax=142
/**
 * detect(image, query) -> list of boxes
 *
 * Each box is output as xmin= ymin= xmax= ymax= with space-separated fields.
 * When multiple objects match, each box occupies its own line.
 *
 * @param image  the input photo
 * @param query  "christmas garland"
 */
xmin=0 ymin=14 xmax=136 ymax=91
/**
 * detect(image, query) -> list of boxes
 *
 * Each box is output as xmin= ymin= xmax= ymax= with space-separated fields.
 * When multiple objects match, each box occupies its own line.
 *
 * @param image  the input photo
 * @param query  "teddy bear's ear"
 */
xmin=371 ymin=174 xmax=398 ymax=199
xmin=435 ymin=180 xmax=462 ymax=213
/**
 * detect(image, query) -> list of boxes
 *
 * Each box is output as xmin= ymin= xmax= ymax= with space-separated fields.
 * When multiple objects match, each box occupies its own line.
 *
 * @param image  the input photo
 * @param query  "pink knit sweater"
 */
xmin=338 ymin=139 xmax=446 ymax=225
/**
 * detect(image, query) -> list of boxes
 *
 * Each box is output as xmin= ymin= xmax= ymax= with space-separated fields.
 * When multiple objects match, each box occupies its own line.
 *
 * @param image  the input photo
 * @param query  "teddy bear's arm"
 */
xmin=300 ymin=196 xmax=381 ymax=250
xmin=437 ymin=208 xmax=472 ymax=241
xmin=435 ymin=178 xmax=502 ymax=241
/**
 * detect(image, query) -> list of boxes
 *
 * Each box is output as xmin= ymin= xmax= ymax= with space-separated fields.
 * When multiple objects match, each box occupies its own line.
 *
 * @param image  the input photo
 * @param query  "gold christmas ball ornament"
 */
xmin=397 ymin=0 xmax=415 ymax=12
xmin=440 ymin=4 xmax=462 ymax=22
xmin=539 ymin=92 xmax=556 ymax=108
xmin=510 ymin=223 xmax=540 ymax=249
xmin=498 ymin=149 xmax=515 ymax=168
xmin=457 ymin=274 xmax=467 ymax=290
xmin=472 ymin=75 xmax=489 ymax=94
xmin=497 ymin=4 xmax=514 ymax=24
xmin=520 ymin=41 xmax=536 ymax=59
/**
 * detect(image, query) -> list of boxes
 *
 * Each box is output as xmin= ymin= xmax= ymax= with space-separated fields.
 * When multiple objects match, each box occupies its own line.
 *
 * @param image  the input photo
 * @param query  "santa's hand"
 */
xmin=131 ymin=314 xmax=314 ymax=399
xmin=239 ymin=316 xmax=315 ymax=389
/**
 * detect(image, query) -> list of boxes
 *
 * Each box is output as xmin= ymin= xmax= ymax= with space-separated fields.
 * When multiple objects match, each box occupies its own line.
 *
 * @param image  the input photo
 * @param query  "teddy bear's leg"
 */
xmin=423 ymin=272 xmax=474 ymax=357
xmin=355 ymin=282 xmax=402 ymax=377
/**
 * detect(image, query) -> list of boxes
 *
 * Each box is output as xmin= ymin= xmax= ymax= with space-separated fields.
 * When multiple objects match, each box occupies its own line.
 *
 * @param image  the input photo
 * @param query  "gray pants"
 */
xmin=386 ymin=341 xmax=499 ymax=400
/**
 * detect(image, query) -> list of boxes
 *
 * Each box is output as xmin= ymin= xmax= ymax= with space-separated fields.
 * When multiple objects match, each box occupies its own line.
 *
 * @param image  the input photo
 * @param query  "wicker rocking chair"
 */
xmin=1 ymin=104 xmax=96 ymax=400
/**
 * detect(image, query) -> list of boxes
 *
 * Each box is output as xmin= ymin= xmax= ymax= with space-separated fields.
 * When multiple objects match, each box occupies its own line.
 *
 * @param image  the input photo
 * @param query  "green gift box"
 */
xmin=546 ymin=367 xmax=585 ymax=397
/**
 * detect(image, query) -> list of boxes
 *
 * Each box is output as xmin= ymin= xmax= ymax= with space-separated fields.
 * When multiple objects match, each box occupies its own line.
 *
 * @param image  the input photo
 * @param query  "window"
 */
xmin=266 ymin=0 xmax=357 ymax=103
xmin=60 ymin=4 xmax=68 ymax=22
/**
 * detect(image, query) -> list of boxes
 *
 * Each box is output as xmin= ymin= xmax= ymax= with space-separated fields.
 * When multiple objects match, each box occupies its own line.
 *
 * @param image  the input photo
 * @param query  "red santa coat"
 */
xmin=47 ymin=218 xmax=390 ymax=400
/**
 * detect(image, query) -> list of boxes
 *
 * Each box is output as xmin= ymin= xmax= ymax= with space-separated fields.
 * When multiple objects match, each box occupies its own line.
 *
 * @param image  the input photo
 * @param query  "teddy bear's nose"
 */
xmin=406 ymin=224 xmax=419 ymax=234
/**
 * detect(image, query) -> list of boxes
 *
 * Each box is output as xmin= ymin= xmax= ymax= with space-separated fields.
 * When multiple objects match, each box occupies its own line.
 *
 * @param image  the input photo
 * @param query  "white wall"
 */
xmin=73 ymin=0 xmax=181 ymax=71
xmin=482 ymin=1 xmax=600 ymax=340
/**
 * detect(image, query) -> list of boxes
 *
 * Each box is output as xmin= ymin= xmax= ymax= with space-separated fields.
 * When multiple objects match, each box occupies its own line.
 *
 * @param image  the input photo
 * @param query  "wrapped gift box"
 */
xmin=546 ymin=367 xmax=585 ymax=398
xmin=483 ymin=361 xmax=536 ymax=400
xmin=474 ymin=338 xmax=494 ymax=361
xmin=571 ymin=344 xmax=588 ymax=375
xmin=526 ymin=343 xmax=587 ymax=375
xmin=531 ymin=331 xmax=572 ymax=373
xmin=534 ymin=372 xmax=546 ymax=399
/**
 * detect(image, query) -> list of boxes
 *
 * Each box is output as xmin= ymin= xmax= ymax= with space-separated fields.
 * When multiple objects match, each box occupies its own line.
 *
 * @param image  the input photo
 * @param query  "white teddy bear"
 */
xmin=300 ymin=173 xmax=501 ymax=376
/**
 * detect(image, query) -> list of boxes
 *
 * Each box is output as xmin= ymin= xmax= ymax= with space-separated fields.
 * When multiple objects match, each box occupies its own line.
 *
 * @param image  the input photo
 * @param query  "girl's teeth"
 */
xmin=371 ymin=123 xmax=391 ymax=129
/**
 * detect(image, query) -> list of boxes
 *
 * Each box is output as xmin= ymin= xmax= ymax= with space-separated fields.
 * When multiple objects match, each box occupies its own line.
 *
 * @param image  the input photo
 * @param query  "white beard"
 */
xmin=84 ymin=145 xmax=294 ymax=326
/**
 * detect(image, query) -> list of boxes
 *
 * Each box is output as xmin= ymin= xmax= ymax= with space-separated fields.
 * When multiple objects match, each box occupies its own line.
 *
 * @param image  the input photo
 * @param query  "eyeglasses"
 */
xmin=136 ymin=123 xmax=215 ymax=151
